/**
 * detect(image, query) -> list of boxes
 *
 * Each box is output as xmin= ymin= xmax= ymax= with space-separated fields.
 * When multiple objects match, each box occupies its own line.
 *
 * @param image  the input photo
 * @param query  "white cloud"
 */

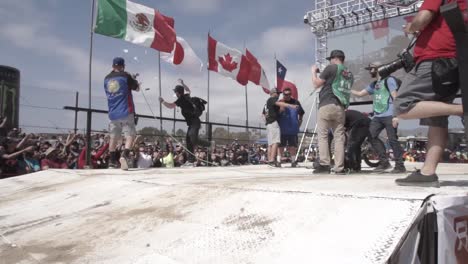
xmin=171 ymin=0 xmax=222 ymax=15
xmin=252 ymin=26 xmax=315 ymax=59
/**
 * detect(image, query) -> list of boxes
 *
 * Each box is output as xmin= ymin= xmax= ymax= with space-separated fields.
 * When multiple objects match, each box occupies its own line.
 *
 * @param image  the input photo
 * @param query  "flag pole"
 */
xmin=158 ymin=51 xmax=163 ymax=134
xmin=207 ymin=31 xmax=210 ymax=125
xmin=274 ymin=53 xmax=277 ymax=89
xmin=86 ymin=0 xmax=97 ymax=168
xmin=244 ymin=42 xmax=249 ymax=133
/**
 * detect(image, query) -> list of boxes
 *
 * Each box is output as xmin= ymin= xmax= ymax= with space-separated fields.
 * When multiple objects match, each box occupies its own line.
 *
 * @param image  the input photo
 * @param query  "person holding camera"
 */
xmin=351 ymin=61 xmax=406 ymax=173
xmin=311 ymin=50 xmax=354 ymax=174
xmin=104 ymin=57 xmax=140 ymax=170
xmin=159 ymin=79 xmax=210 ymax=165
xmin=391 ymin=0 xmax=466 ymax=187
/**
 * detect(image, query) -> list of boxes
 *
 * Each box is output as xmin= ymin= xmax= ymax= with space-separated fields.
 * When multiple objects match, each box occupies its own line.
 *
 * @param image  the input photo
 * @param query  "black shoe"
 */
xmin=391 ymin=164 xmax=407 ymax=174
xmin=313 ymin=165 xmax=330 ymax=174
xmin=395 ymin=170 xmax=440 ymax=187
xmin=291 ymin=161 xmax=298 ymax=168
xmin=373 ymin=162 xmax=391 ymax=172
xmin=334 ymin=170 xmax=347 ymax=175
xmin=268 ymin=161 xmax=281 ymax=168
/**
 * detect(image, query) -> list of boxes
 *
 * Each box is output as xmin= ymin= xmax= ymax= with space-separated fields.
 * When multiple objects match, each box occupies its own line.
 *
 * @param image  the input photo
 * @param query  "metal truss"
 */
xmin=305 ymin=0 xmax=422 ymax=67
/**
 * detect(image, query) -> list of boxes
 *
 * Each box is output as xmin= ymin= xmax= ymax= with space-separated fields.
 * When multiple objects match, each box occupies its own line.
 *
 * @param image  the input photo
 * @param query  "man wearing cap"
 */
xmin=104 ymin=57 xmax=140 ymax=170
xmin=351 ymin=62 xmax=406 ymax=173
xmin=311 ymin=50 xmax=354 ymax=174
xmin=262 ymin=88 xmax=298 ymax=167
xmin=159 ymin=79 xmax=209 ymax=165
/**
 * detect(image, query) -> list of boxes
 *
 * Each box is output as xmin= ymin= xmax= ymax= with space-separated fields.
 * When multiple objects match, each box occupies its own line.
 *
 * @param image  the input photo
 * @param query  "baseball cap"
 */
xmin=113 ymin=57 xmax=125 ymax=66
xmin=364 ymin=61 xmax=383 ymax=70
xmin=270 ymin=88 xmax=281 ymax=95
xmin=326 ymin=50 xmax=345 ymax=60
xmin=173 ymin=85 xmax=184 ymax=94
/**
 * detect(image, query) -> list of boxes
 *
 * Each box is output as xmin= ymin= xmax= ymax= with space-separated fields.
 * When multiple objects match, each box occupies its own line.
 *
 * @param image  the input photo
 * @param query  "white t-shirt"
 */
xmin=137 ymin=152 xmax=153 ymax=168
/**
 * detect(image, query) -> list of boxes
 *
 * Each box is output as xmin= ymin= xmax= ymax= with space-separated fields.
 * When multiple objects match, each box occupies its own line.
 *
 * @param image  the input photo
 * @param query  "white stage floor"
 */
xmin=1 ymin=163 xmax=467 ymax=264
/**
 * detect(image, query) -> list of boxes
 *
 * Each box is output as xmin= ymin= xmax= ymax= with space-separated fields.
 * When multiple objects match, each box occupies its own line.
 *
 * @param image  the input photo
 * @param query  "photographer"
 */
xmin=159 ymin=79 xmax=210 ymax=165
xmin=103 ymin=57 xmax=139 ymax=170
xmin=351 ymin=62 xmax=406 ymax=173
xmin=311 ymin=50 xmax=354 ymax=174
xmin=390 ymin=0 xmax=466 ymax=187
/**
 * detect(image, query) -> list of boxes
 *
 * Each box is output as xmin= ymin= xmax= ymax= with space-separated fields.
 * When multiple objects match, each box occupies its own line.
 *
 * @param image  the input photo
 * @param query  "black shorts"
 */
xmin=280 ymin=135 xmax=298 ymax=147
xmin=394 ymin=60 xmax=457 ymax=128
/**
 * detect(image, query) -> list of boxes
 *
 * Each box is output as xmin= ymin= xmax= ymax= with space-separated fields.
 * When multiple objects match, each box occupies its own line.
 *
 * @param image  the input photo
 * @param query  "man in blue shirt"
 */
xmin=352 ymin=62 xmax=406 ymax=173
xmin=104 ymin=57 xmax=140 ymax=170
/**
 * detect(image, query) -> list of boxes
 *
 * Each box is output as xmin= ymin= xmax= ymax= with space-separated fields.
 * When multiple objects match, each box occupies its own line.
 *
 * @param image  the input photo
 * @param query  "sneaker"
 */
xmin=373 ymin=162 xmax=391 ymax=172
xmin=268 ymin=161 xmax=281 ymax=168
xmin=395 ymin=170 xmax=440 ymax=187
xmin=182 ymin=161 xmax=194 ymax=167
xmin=334 ymin=170 xmax=347 ymax=175
xmin=119 ymin=156 xmax=130 ymax=170
xmin=313 ymin=165 xmax=330 ymax=174
xmin=391 ymin=164 xmax=407 ymax=174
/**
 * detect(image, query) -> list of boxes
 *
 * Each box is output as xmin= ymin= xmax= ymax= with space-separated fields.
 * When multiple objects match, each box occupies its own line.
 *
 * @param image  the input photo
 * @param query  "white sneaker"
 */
xmin=119 ymin=156 xmax=129 ymax=170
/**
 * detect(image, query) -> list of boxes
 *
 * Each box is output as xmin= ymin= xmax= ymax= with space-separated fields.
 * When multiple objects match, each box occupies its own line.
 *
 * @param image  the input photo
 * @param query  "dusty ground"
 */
xmin=1 ymin=163 xmax=467 ymax=264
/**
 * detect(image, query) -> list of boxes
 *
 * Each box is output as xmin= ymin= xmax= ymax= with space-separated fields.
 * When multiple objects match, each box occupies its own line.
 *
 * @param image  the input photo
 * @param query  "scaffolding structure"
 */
xmin=304 ymin=0 xmax=422 ymax=68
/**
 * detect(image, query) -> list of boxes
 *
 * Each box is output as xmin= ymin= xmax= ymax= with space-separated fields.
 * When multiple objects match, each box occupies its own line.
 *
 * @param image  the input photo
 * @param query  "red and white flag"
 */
xmin=208 ymin=35 xmax=250 ymax=86
xmin=245 ymin=49 xmax=270 ymax=94
xmin=281 ymin=80 xmax=298 ymax=100
xmin=161 ymin=36 xmax=203 ymax=72
xmin=371 ymin=19 xmax=389 ymax=39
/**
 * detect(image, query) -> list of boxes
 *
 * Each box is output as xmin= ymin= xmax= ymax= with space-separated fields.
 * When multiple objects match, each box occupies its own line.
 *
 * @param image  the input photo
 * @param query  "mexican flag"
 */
xmin=94 ymin=0 xmax=176 ymax=53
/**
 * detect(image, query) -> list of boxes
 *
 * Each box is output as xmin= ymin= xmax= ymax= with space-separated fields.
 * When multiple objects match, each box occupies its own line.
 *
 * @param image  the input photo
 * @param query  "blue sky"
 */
xmin=0 ymin=0 xmax=463 ymax=135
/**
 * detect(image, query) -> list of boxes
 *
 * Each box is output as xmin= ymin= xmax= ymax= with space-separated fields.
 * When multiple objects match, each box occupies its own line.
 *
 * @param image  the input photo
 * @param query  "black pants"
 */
xmin=346 ymin=121 xmax=369 ymax=170
xmin=369 ymin=116 xmax=404 ymax=166
xmin=186 ymin=118 xmax=209 ymax=162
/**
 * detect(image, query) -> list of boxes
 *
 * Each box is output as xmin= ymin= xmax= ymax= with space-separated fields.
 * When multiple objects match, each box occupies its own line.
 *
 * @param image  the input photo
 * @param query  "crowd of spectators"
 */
xmin=0 ymin=124 xmax=311 ymax=178
xmin=1 ymin=122 xmax=467 ymax=178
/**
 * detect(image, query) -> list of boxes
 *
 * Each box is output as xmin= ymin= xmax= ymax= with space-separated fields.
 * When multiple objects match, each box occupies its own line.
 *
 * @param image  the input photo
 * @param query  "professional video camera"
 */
xmin=377 ymin=36 xmax=417 ymax=79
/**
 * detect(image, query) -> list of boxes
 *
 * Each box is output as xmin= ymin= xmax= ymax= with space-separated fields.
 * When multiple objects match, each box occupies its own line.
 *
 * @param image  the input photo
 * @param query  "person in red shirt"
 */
xmin=41 ymin=147 xmax=68 ymax=170
xmin=394 ymin=0 xmax=467 ymax=187
xmin=77 ymin=141 xmax=109 ymax=169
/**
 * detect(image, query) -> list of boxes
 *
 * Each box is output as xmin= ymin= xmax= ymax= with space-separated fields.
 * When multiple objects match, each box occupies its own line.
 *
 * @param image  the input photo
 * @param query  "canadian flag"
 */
xmin=161 ymin=36 xmax=203 ymax=72
xmin=208 ymin=35 xmax=251 ymax=86
xmin=245 ymin=49 xmax=270 ymax=94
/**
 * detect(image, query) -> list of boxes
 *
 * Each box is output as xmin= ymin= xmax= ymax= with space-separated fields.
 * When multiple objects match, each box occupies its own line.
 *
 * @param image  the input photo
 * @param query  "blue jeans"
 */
xmin=369 ymin=116 xmax=404 ymax=166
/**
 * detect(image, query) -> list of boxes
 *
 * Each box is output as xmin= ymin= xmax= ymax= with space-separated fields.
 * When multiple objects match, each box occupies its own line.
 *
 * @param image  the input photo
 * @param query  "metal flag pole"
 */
xmin=158 ymin=51 xmax=163 ymax=134
xmin=86 ymin=0 xmax=97 ymax=167
xmin=207 ymin=31 xmax=211 ymax=125
xmin=244 ymin=43 xmax=249 ymax=132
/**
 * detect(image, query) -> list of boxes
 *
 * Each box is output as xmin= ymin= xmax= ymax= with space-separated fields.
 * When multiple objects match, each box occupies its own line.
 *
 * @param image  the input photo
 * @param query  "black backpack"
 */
xmin=189 ymin=96 xmax=207 ymax=117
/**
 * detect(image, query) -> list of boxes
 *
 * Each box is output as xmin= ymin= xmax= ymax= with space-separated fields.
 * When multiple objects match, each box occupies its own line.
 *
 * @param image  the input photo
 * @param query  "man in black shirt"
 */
xmin=159 ymin=79 xmax=209 ymax=163
xmin=263 ymin=88 xmax=298 ymax=167
xmin=344 ymin=110 xmax=371 ymax=172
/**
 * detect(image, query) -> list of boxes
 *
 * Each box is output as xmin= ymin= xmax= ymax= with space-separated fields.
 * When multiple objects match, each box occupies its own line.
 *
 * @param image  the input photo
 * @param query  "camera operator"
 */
xmin=311 ymin=50 xmax=354 ymax=174
xmin=104 ymin=57 xmax=140 ymax=170
xmin=351 ymin=62 xmax=406 ymax=173
xmin=159 ymin=79 xmax=210 ymax=166
xmin=393 ymin=0 xmax=466 ymax=187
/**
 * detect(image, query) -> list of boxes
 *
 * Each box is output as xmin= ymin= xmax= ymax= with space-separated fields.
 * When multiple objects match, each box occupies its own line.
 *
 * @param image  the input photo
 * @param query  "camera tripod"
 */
xmin=294 ymin=91 xmax=319 ymax=165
